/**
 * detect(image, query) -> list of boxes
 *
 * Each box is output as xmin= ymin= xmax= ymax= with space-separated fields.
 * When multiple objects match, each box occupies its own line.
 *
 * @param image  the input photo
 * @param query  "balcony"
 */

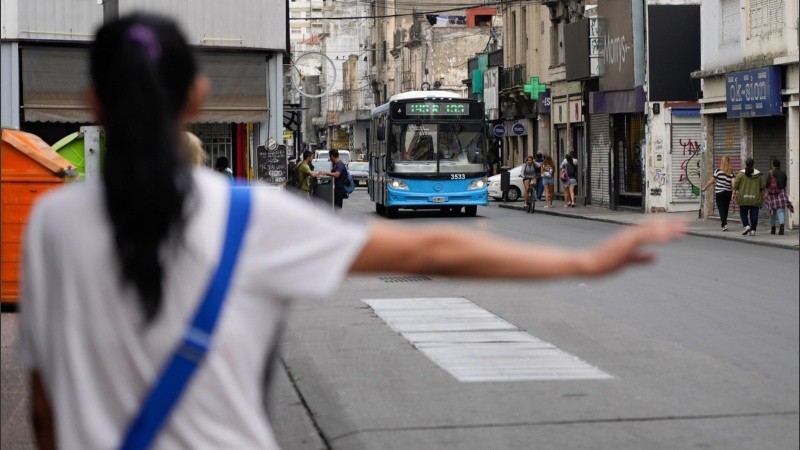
xmin=500 ymin=64 xmax=526 ymax=91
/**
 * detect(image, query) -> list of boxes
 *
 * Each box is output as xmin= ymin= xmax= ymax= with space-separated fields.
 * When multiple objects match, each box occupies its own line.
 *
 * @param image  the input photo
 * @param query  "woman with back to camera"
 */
xmin=701 ymin=155 xmax=734 ymax=231
xmin=562 ymin=153 xmax=578 ymax=207
xmin=19 ymin=13 xmax=686 ymax=449
xmin=733 ymin=157 xmax=767 ymax=236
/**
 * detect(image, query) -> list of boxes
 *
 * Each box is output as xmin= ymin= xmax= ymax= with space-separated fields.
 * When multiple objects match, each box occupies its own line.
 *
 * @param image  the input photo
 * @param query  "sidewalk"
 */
xmin=496 ymin=201 xmax=799 ymax=250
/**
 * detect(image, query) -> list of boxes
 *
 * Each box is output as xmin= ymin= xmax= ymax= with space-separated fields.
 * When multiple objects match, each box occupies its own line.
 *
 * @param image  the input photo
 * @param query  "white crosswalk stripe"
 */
xmin=363 ymin=297 xmax=613 ymax=382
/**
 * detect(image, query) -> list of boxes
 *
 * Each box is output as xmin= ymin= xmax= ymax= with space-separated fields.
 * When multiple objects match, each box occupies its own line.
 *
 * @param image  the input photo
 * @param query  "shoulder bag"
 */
xmin=120 ymin=185 xmax=252 ymax=450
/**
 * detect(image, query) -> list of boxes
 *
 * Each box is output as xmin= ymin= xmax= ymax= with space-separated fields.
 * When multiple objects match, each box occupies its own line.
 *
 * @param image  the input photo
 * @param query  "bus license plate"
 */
xmin=432 ymin=196 xmax=446 ymax=203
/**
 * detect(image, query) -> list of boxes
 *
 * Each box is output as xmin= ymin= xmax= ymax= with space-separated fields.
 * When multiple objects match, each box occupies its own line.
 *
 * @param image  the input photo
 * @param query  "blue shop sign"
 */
xmin=538 ymin=89 xmax=552 ymax=114
xmin=493 ymin=124 xmax=506 ymax=137
xmin=512 ymin=123 xmax=526 ymax=136
xmin=726 ymin=66 xmax=782 ymax=119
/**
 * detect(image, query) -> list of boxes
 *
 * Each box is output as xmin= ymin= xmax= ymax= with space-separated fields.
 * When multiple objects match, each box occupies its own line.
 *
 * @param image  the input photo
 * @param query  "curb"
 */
xmin=496 ymin=203 xmax=800 ymax=251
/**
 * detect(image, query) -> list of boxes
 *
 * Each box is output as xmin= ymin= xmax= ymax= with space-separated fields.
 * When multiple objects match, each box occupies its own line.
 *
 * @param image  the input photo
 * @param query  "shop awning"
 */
xmin=21 ymin=47 xmax=93 ymax=123
xmin=21 ymin=47 xmax=269 ymax=124
xmin=195 ymin=51 xmax=269 ymax=123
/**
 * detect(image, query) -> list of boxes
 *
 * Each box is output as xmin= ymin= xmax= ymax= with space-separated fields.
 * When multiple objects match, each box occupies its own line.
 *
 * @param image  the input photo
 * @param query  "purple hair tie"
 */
xmin=125 ymin=24 xmax=162 ymax=62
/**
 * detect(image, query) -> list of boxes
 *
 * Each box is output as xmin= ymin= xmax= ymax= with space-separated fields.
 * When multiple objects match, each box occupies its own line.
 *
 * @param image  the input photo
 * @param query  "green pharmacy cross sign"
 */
xmin=523 ymin=77 xmax=547 ymax=100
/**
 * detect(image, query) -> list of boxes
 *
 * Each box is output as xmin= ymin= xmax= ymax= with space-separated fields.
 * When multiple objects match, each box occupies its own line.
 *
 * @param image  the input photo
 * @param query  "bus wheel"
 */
xmin=464 ymin=205 xmax=477 ymax=217
xmin=450 ymin=206 xmax=463 ymax=215
xmin=386 ymin=206 xmax=399 ymax=219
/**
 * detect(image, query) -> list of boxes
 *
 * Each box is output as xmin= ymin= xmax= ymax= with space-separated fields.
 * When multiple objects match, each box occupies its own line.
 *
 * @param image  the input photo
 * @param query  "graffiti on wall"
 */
xmin=675 ymin=138 xmax=701 ymax=199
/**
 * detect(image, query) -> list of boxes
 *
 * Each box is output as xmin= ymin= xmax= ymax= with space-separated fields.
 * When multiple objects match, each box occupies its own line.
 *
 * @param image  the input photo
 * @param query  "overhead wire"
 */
xmin=288 ymin=0 xmax=524 ymax=20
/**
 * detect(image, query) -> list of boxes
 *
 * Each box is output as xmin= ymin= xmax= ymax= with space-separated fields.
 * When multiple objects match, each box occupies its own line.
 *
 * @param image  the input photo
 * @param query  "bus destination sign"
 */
xmin=406 ymin=102 xmax=469 ymax=116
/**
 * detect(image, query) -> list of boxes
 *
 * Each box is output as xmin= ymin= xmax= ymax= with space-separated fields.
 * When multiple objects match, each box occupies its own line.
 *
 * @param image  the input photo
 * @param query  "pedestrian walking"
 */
xmin=319 ymin=148 xmax=348 ymax=209
xmin=733 ymin=158 xmax=767 ymax=236
xmin=18 ymin=13 xmax=687 ymax=450
xmin=541 ymin=154 xmax=556 ymax=207
xmin=765 ymin=159 xmax=793 ymax=235
xmin=702 ymin=155 xmax=735 ymax=231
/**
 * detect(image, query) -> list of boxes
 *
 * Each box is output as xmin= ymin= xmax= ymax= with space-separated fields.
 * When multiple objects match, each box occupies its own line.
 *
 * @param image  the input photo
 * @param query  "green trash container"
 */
xmin=52 ymin=127 xmax=105 ymax=180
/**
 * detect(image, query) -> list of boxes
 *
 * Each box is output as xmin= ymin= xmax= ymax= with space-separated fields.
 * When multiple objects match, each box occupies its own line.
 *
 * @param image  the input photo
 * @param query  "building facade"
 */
xmin=694 ymin=0 xmax=798 ymax=228
xmin=1 ymin=0 xmax=286 ymax=181
xmin=499 ymin=2 xmax=552 ymax=170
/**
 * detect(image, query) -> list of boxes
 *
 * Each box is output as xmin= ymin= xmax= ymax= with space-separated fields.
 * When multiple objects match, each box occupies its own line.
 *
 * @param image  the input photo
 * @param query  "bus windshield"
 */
xmin=390 ymin=123 xmax=485 ymax=174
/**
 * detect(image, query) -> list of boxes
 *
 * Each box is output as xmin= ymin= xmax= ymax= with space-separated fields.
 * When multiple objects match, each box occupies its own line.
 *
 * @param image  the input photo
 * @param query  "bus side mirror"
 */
xmin=376 ymin=123 xmax=385 ymax=141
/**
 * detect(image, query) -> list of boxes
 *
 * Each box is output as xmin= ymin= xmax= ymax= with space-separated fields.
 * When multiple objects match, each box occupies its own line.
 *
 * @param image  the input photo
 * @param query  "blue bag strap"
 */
xmin=120 ymin=185 xmax=252 ymax=450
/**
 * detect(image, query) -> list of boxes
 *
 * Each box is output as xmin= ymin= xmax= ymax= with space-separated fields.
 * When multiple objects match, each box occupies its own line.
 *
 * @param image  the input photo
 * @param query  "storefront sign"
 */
xmin=569 ymin=99 xmax=584 ymax=123
xmin=538 ymin=90 xmax=552 ymax=114
xmin=726 ymin=66 xmax=783 ymax=119
xmin=597 ymin=0 xmax=636 ymax=92
xmin=493 ymin=124 xmax=506 ymax=137
xmin=484 ymin=67 xmax=500 ymax=120
xmin=512 ymin=123 xmax=526 ymax=136
xmin=256 ymin=144 xmax=287 ymax=184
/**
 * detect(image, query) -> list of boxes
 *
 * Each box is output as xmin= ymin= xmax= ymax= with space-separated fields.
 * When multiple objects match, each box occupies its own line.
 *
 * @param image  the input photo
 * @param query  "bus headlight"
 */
xmin=388 ymin=178 xmax=408 ymax=190
xmin=468 ymin=177 xmax=487 ymax=190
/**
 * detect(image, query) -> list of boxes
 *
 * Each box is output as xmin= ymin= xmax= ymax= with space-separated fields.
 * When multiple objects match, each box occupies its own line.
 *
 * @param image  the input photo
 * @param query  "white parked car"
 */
xmin=487 ymin=164 xmax=526 ymax=202
xmin=348 ymin=161 xmax=369 ymax=186
xmin=314 ymin=149 xmax=351 ymax=166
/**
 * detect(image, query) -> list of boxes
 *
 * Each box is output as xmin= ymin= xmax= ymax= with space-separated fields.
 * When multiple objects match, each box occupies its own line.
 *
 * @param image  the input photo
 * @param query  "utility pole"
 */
xmin=99 ymin=0 xmax=118 ymax=24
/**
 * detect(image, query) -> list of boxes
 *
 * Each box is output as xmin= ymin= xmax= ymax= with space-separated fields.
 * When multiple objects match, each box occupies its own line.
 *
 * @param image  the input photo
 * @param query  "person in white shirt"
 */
xmin=20 ymin=13 xmax=687 ymax=449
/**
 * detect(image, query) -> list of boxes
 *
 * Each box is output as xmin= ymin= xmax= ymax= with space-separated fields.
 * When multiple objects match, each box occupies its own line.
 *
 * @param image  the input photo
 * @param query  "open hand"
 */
xmin=584 ymin=221 xmax=687 ymax=276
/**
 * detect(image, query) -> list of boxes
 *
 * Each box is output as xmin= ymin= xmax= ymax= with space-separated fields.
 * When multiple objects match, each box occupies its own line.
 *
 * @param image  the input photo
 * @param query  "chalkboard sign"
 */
xmin=256 ymin=144 xmax=288 ymax=184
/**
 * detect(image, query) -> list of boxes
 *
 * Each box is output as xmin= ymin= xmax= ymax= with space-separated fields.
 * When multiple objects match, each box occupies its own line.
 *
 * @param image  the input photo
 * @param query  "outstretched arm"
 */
xmin=349 ymin=221 xmax=687 ymax=278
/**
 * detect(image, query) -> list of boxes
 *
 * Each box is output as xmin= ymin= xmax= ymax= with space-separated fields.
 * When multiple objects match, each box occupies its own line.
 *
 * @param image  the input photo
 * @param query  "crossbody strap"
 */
xmin=120 ymin=186 xmax=252 ymax=450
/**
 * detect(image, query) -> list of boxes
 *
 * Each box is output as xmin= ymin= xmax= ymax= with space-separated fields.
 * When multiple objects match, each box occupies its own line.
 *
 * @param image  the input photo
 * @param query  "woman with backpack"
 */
xmin=765 ymin=159 xmax=793 ymax=235
xmin=733 ymin=158 xmax=767 ymax=236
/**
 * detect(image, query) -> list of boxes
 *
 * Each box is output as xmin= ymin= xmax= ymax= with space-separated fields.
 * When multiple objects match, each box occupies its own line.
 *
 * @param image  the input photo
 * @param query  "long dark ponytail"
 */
xmin=90 ymin=14 xmax=197 ymax=322
xmin=744 ymin=157 xmax=754 ymax=177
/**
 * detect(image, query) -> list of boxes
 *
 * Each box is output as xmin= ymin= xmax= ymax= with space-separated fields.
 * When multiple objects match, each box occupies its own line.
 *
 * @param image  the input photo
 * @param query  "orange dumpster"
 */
xmin=1 ymin=129 xmax=77 ymax=305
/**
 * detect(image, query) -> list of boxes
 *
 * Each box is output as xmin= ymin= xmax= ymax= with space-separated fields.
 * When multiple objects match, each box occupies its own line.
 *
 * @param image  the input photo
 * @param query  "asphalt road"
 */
xmin=3 ymin=187 xmax=798 ymax=449
xmin=278 ymin=188 xmax=799 ymax=449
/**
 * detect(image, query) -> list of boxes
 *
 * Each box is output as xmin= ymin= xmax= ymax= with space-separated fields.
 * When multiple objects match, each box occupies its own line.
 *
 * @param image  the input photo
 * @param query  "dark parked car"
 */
xmin=348 ymin=161 xmax=369 ymax=186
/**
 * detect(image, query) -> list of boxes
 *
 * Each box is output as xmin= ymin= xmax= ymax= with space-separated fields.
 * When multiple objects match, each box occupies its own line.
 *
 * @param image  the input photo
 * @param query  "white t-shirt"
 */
xmin=19 ymin=168 xmax=369 ymax=449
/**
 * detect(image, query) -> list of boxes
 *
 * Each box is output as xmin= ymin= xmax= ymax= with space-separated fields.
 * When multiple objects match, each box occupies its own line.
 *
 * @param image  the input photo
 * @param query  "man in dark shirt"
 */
xmin=320 ymin=149 xmax=348 ymax=209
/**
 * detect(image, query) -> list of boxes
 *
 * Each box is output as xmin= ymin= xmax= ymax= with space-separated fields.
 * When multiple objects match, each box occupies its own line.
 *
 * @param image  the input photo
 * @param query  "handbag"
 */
xmin=120 ymin=185 xmax=252 ymax=450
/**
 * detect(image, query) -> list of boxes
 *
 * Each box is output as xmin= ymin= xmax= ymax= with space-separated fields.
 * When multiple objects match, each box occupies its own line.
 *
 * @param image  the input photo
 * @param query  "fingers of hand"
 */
xmin=635 ymin=220 xmax=688 ymax=244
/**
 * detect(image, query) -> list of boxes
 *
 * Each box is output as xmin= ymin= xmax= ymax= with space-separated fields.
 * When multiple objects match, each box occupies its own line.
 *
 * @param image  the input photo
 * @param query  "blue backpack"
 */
xmin=343 ymin=165 xmax=355 ymax=194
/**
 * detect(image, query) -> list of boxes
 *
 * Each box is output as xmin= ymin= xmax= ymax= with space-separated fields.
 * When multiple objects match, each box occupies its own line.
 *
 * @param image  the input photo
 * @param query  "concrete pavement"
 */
xmin=496 ymin=201 xmax=799 ymax=250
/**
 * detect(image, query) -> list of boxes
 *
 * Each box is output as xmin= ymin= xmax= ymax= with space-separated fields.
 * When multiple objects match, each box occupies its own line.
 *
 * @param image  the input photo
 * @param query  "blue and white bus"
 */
xmin=368 ymin=91 xmax=488 ymax=218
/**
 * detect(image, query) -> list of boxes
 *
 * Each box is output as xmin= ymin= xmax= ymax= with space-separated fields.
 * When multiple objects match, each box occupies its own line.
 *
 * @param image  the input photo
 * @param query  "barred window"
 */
xmin=749 ymin=0 xmax=783 ymax=37
xmin=720 ymin=0 xmax=740 ymax=44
